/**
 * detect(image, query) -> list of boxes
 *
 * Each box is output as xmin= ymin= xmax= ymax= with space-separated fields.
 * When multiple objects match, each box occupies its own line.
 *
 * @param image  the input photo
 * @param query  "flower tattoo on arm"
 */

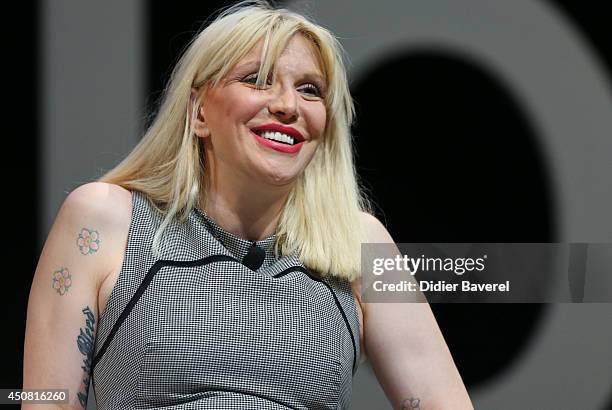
xmin=77 ymin=228 xmax=100 ymax=255
xmin=401 ymin=397 xmax=421 ymax=409
xmin=52 ymin=267 xmax=72 ymax=295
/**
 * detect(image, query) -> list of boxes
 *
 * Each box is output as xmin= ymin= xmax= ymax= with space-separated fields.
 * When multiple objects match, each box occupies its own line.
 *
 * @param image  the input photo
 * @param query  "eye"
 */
xmin=298 ymin=83 xmax=323 ymax=98
xmin=242 ymin=72 xmax=272 ymax=88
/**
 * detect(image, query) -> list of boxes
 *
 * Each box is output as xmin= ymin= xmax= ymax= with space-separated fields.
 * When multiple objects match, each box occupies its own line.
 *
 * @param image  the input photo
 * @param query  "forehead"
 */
xmin=234 ymin=34 xmax=324 ymax=77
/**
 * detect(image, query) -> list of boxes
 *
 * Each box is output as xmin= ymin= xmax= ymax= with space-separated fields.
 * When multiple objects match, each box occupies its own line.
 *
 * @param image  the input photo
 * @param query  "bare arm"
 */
xmin=358 ymin=213 xmax=473 ymax=410
xmin=23 ymin=182 xmax=130 ymax=409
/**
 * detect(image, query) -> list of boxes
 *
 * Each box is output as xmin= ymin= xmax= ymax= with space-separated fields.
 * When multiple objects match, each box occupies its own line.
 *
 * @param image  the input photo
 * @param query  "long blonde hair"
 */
xmin=99 ymin=0 xmax=371 ymax=281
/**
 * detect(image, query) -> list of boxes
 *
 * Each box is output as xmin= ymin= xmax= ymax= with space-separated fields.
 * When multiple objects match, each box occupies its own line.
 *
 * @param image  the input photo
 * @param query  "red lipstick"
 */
xmin=251 ymin=123 xmax=305 ymax=142
xmin=250 ymin=123 xmax=306 ymax=154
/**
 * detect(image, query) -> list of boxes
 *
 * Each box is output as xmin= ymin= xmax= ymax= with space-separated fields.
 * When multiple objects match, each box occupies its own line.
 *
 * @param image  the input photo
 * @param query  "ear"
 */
xmin=191 ymin=87 xmax=210 ymax=139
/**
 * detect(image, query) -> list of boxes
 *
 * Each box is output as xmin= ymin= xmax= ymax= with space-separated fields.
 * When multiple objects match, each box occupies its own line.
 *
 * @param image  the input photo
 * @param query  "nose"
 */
xmin=268 ymin=85 xmax=298 ymax=122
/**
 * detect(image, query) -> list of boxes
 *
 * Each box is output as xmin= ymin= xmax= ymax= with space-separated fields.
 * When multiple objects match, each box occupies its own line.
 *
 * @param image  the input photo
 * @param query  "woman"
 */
xmin=23 ymin=1 xmax=472 ymax=409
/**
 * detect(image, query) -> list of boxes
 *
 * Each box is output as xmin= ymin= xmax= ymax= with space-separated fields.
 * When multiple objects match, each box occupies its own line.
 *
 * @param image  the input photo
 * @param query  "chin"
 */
xmin=260 ymin=168 xmax=301 ymax=187
xmin=267 ymin=174 xmax=298 ymax=187
xmin=251 ymin=157 xmax=306 ymax=186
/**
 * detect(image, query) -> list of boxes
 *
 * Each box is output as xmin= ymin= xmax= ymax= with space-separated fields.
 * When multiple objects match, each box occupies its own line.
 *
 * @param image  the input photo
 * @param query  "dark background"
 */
xmin=5 ymin=1 xmax=611 ymax=408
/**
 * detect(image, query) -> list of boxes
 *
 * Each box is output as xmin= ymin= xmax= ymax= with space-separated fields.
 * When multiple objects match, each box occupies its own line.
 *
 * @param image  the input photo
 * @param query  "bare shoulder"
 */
xmin=62 ymin=182 xmax=132 ymax=229
xmin=352 ymin=212 xmax=396 ymax=299
xmin=358 ymin=211 xmax=395 ymax=244
xmin=59 ymin=182 xmax=133 ymax=282
xmin=65 ymin=182 xmax=132 ymax=215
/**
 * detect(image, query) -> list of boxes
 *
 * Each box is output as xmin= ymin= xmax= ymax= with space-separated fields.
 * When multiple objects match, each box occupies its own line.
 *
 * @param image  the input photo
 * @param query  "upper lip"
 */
xmin=251 ymin=123 xmax=305 ymax=142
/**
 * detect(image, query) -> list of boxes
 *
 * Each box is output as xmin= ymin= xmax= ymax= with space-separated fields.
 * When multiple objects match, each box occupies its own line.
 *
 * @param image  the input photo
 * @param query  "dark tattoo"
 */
xmin=77 ymin=228 xmax=100 ymax=255
xmin=401 ymin=397 xmax=421 ymax=409
xmin=52 ymin=267 xmax=72 ymax=295
xmin=76 ymin=306 xmax=96 ymax=408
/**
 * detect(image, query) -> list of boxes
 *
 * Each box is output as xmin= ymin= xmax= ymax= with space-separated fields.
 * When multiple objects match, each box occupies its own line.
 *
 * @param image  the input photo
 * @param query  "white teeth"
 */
xmin=259 ymin=131 xmax=295 ymax=145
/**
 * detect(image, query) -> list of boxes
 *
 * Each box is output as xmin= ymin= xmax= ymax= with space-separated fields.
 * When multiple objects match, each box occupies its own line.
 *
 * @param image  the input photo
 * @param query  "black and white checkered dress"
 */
xmin=91 ymin=191 xmax=361 ymax=409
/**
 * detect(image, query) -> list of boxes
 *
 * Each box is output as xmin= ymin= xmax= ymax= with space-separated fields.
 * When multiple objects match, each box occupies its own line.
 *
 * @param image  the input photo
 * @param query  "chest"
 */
xmin=98 ymin=262 xmax=356 ymax=408
xmin=97 ymin=262 xmax=365 ymax=352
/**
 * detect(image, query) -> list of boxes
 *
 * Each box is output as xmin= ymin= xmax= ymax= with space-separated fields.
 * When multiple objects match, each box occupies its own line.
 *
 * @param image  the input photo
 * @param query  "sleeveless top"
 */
xmin=91 ymin=191 xmax=361 ymax=409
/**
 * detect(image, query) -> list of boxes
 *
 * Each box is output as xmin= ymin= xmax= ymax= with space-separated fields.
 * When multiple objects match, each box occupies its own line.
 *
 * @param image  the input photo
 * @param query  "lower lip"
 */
xmin=251 ymin=131 xmax=305 ymax=154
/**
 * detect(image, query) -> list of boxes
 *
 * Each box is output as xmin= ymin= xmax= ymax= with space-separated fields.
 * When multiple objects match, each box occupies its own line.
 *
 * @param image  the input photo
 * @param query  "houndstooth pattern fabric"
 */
xmin=91 ymin=191 xmax=361 ymax=409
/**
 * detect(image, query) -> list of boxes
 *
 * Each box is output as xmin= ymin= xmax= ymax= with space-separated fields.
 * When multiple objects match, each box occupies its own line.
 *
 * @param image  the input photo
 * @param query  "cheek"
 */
xmin=206 ymin=89 xmax=263 ymax=126
xmin=306 ymin=105 xmax=327 ymax=139
xmin=222 ymin=92 xmax=266 ymax=122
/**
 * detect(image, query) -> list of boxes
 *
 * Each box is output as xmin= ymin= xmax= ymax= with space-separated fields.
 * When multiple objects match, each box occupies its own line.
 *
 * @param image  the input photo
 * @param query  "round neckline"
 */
xmin=192 ymin=207 xmax=278 ymax=267
xmin=192 ymin=207 xmax=277 ymax=243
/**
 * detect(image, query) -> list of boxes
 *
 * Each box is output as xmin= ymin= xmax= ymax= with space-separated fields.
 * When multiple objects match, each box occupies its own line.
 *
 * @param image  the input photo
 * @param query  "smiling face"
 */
xmin=194 ymin=34 xmax=327 ymax=188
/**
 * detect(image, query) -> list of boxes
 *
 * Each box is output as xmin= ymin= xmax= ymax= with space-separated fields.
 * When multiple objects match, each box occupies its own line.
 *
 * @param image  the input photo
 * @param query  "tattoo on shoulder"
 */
xmin=401 ymin=397 xmax=421 ymax=410
xmin=76 ymin=306 xmax=96 ymax=408
xmin=52 ymin=267 xmax=72 ymax=295
xmin=77 ymin=228 xmax=100 ymax=255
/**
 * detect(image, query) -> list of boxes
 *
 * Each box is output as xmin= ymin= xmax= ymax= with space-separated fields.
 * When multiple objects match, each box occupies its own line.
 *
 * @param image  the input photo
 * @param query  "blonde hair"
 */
xmin=99 ymin=0 xmax=371 ymax=281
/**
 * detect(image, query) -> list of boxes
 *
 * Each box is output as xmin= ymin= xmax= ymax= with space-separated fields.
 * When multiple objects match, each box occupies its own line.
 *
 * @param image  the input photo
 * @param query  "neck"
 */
xmin=200 ymin=171 xmax=292 ymax=242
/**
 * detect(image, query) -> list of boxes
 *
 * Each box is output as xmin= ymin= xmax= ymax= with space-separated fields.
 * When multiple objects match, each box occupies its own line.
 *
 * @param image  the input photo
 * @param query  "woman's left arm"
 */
xmin=358 ymin=213 xmax=473 ymax=410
